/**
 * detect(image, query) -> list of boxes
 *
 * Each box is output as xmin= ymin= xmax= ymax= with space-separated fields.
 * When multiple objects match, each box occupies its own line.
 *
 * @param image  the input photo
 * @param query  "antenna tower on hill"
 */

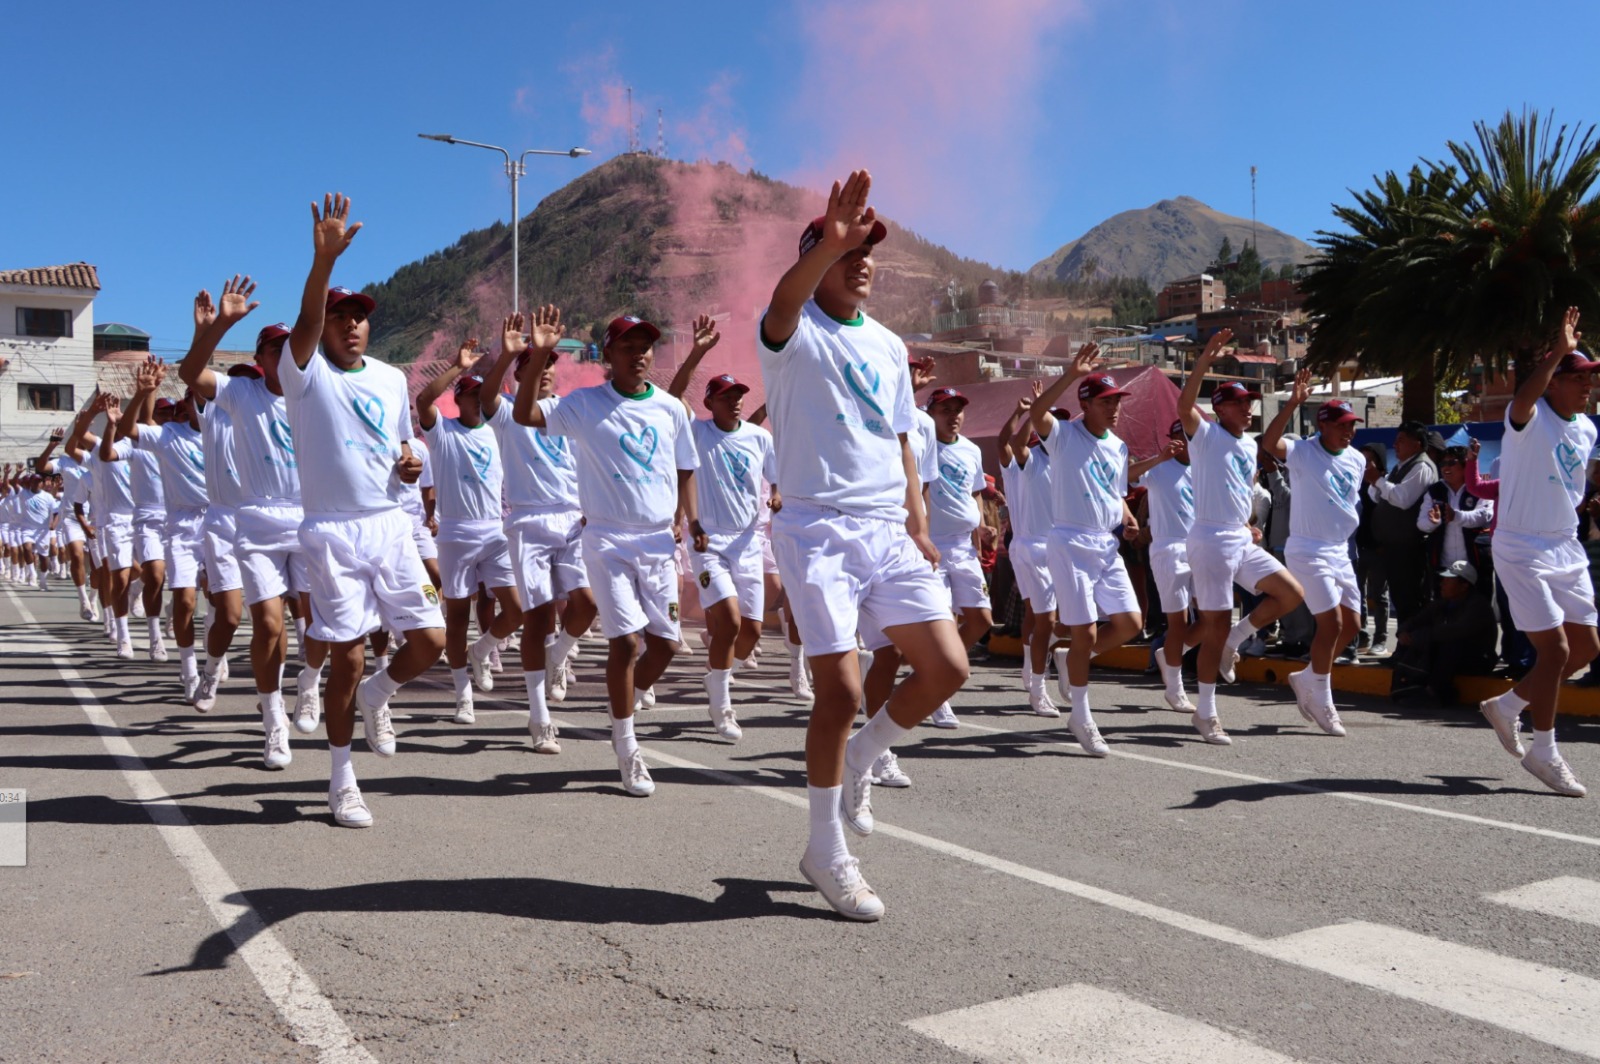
xmin=627 ymin=87 xmax=640 ymax=154
xmin=657 ymin=109 xmax=666 ymax=158
xmin=1250 ymin=164 xmax=1258 ymax=251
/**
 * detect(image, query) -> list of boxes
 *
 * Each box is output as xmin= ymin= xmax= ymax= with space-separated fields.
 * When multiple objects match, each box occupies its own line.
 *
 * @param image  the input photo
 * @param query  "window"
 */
xmin=18 ymin=383 xmax=72 ymax=412
xmin=16 ymin=308 xmax=72 ymax=338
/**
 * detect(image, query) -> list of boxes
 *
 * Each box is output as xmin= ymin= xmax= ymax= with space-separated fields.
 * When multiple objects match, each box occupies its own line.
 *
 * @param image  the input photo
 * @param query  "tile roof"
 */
xmin=0 ymin=263 xmax=101 ymax=290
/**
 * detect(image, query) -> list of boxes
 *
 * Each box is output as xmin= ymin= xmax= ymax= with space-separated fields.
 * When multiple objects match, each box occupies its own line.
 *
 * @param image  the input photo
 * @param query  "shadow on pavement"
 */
xmin=1172 ymin=773 xmax=1545 ymax=810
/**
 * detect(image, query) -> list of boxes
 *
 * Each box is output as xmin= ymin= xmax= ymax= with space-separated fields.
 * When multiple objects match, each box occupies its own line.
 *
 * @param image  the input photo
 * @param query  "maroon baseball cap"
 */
xmin=704 ymin=374 xmax=749 ymax=401
xmin=255 ymin=323 xmax=291 ymax=353
xmin=925 ymin=386 xmax=969 ymax=411
xmin=1078 ymin=373 xmax=1130 ymax=403
xmin=1050 ymin=407 xmax=1072 ymax=421
xmin=153 ymin=398 xmax=177 ymax=410
xmin=227 ymin=362 xmax=264 ymax=379
xmin=326 ymin=286 xmax=376 ymax=314
xmin=1316 ymin=399 xmax=1363 ymax=425
xmin=453 ymin=374 xmax=485 ymax=396
xmin=1169 ymin=418 xmax=1186 ymax=436
xmin=1211 ymin=381 xmax=1262 ymax=406
xmin=798 ymin=215 xmax=888 ymax=258
xmin=1555 ymin=350 xmax=1600 ymax=374
xmin=602 ymin=315 xmax=661 ymax=350
xmin=908 ymin=350 xmax=935 ymax=368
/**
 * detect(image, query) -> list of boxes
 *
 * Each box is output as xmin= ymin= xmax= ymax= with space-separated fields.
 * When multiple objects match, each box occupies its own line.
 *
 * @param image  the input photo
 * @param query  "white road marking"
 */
xmin=4 ymin=591 xmax=376 ymax=1064
xmin=1487 ymin=877 xmax=1600 ymax=929
xmin=907 ymin=983 xmax=1302 ymax=1063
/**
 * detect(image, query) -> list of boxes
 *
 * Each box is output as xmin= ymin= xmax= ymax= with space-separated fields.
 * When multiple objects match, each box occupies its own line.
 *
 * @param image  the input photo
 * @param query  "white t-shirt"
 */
xmin=63 ymin=455 xmax=93 ymax=512
xmin=1046 ymin=417 xmax=1128 ymax=533
xmin=909 ymin=408 xmax=939 ymax=489
xmin=130 ymin=447 xmax=165 ymax=522
xmin=21 ymin=489 xmax=55 ymax=531
xmin=1282 ymin=437 xmax=1364 ymax=544
xmin=692 ymin=418 xmax=777 ymax=534
xmin=929 ymin=434 xmax=985 ymax=539
xmin=424 ymin=416 xmax=504 ymax=524
xmin=52 ymin=455 xmax=88 ymax=511
xmin=211 ymin=375 xmax=300 ymax=506
xmin=757 ymin=301 xmax=915 ymax=523
xmin=1002 ymin=445 xmax=1052 ymax=540
xmin=136 ymin=421 xmax=208 ymax=512
xmin=91 ymin=440 xmax=136 ymax=518
xmin=1140 ymin=459 xmax=1195 ymax=543
xmin=487 ymin=399 xmax=579 ymax=513
xmin=1498 ymin=397 xmax=1597 ymax=538
xmin=539 ymin=382 xmax=697 ymax=531
xmin=196 ymin=400 xmax=245 ymax=510
xmin=280 ymin=351 xmax=411 ymax=516
xmin=1188 ymin=418 xmax=1256 ymax=529
xmin=399 ymin=441 xmax=432 ymax=516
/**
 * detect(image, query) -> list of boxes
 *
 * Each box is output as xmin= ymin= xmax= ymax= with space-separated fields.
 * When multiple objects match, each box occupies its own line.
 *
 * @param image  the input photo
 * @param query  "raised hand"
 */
xmin=818 ymin=170 xmax=879 ymax=253
xmin=1015 ymin=396 xmax=1033 ymax=415
xmin=135 ymin=358 xmax=165 ymax=392
xmin=1070 ymin=341 xmax=1101 ymax=378
xmin=529 ymin=304 xmax=563 ymax=352
xmin=1195 ymin=328 xmax=1234 ymax=370
xmin=1468 ymin=436 xmax=1480 ymax=458
xmin=1428 ymin=502 xmax=1442 ymax=524
xmin=1555 ymin=305 xmax=1583 ymax=358
xmin=502 ymin=313 xmax=528 ymax=359
xmin=1289 ymin=367 xmax=1312 ymax=407
xmin=49 ymin=427 xmax=65 ymax=442
xmin=193 ymin=289 xmax=217 ymax=334
xmin=217 ymin=275 xmax=260 ymax=326
xmin=1030 ymin=379 xmax=1044 ymax=400
xmin=311 ymin=193 xmax=363 ymax=261
xmin=690 ymin=313 xmax=721 ymax=355
xmin=456 ymin=338 xmax=480 ymax=371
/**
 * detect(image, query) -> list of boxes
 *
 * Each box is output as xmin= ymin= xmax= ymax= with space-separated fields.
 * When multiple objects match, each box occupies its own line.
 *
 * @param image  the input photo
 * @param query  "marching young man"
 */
xmin=91 ymin=392 xmax=140 ymax=658
xmin=759 ymin=171 xmax=969 ymax=921
xmin=514 ymin=307 xmax=699 ymax=797
xmin=417 ymin=337 xmax=524 ymax=725
xmin=126 ymin=377 xmax=170 ymax=659
xmin=1479 ymin=308 xmax=1598 ymax=796
xmin=1176 ymin=329 xmax=1305 ymax=743
xmin=482 ymin=308 xmax=597 ymax=752
xmin=999 ymin=384 xmax=1061 ymax=717
xmin=35 ymin=416 xmax=98 ymax=618
xmin=1260 ymin=370 xmax=1364 ymax=737
xmin=1135 ymin=418 xmax=1200 ymax=715
xmin=192 ymin=361 xmax=250 ymax=712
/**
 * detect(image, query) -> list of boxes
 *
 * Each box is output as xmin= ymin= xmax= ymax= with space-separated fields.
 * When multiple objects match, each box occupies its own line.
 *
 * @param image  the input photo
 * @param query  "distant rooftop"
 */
xmin=0 ymin=263 xmax=101 ymax=290
xmin=94 ymin=322 xmax=149 ymax=339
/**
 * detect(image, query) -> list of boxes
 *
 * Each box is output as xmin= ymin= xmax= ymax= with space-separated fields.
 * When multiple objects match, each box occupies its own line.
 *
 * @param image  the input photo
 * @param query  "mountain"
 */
xmin=1029 ymin=196 xmax=1314 ymax=287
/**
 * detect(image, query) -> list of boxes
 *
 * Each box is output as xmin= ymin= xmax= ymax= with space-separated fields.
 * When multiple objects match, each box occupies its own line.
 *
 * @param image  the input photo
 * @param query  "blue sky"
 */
xmin=3 ymin=0 xmax=1595 ymax=356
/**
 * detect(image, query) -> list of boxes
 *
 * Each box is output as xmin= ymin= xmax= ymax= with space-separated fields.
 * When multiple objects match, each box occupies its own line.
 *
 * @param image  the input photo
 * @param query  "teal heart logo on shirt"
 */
xmin=1087 ymin=456 xmax=1117 ymax=497
xmin=466 ymin=443 xmax=493 ymax=482
xmin=1178 ymin=484 xmax=1195 ymax=512
xmin=721 ymin=449 xmax=751 ymax=485
xmin=270 ymin=419 xmax=295 ymax=455
xmin=534 ymin=432 xmax=568 ymax=466
xmin=619 ymin=426 xmax=658 ymax=469
xmin=181 ymin=443 xmax=205 ymax=473
xmin=1557 ymin=440 xmax=1583 ymax=477
xmin=939 ymin=459 xmax=966 ymax=489
xmin=1327 ymin=467 xmax=1357 ymax=507
xmin=844 ymin=362 xmax=886 ymax=418
xmin=352 ymin=396 xmax=387 ymax=441
xmin=1228 ymin=453 xmax=1255 ymax=488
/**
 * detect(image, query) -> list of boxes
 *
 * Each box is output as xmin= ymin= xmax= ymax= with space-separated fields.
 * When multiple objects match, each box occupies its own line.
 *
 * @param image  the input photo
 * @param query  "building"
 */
xmin=0 ymin=263 xmax=99 ymax=462
xmin=1156 ymin=274 xmax=1226 ymax=319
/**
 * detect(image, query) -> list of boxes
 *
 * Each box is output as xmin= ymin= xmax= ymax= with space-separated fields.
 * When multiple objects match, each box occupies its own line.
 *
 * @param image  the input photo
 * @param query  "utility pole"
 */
xmin=657 ymin=109 xmax=666 ymax=158
xmin=1250 ymin=165 xmax=1258 ymax=253
xmin=627 ymin=87 xmax=639 ymax=154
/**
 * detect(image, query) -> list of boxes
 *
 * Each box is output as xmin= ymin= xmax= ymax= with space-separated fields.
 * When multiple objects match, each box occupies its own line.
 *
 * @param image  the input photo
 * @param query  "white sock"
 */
xmin=451 ymin=667 xmax=471 ymax=698
xmin=115 ymin=615 xmax=129 ymax=642
xmin=328 ymin=743 xmax=355 ymax=795
xmin=147 ymin=617 xmax=161 ymax=644
xmin=1530 ymin=729 xmax=1558 ymax=759
xmin=299 ymin=662 xmax=323 ymax=692
xmin=260 ymin=689 xmax=287 ymax=728
xmin=294 ymin=616 xmax=307 ymax=656
xmin=471 ymin=630 xmax=497 ymax=659
xmin=1497 ymin=689 xmax=1530 ymax=715
xmin=805 ymin=784 xmax=851 ymax=868
xmin=1068 ymin=684 xmax=1091 ymax=724
xmin=1196 ymin=682 xmax=1218 ymax=720
xmin=77 ymin=585 xmax=91 ymax=607
xmin=706 ymin=667 xmax=732 ymax=711
xmin=525 ymin=670 xmax=549 ymax=725
xmin=1023 ymin=666 xmax=1037 ymax=694
xmin=205 ymin=654 xmax=223 ymax=678
xmin=1157 ymin=656 xmax=1179 ymax=692
xmin=549 ymin=628 xmax=581 ymax=668
xmin=1311 ymin=669 xmax=1331 ymax=695
xmin=734 ymin=655 xmax=752 ymax=672
xmin=179 ymin=647 xmax=197 ymax=680
xmin=369 ymin=668 xmax=401 ymax=700
xmin=845 ymin=706 xmax=911 ymax=775
xmin=612 ymin=714 xmax=638 ymax=758
xmin=375 ymin=653 xmax=390 ymax=673
xmin=1225 ymin=617 xmax=1256 ymax=651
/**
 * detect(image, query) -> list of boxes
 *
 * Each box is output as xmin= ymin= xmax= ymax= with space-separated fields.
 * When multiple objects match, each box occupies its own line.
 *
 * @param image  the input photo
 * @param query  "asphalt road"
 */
xmin=3 ymin=580 xmax=1599 ymax=1063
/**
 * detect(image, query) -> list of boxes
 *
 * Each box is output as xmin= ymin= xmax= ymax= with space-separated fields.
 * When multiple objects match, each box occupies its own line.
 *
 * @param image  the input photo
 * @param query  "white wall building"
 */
xmin=0 ymin=264 xmax=99 ymax=464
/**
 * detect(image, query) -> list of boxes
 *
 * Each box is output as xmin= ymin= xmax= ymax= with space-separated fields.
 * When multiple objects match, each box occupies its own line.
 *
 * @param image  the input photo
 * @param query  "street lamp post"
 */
xmin=418 ymin=134 xmax=590 ymax=314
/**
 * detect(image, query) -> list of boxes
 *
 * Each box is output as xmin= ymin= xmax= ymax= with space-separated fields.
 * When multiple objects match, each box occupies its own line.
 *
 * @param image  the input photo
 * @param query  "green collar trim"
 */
xmin=614 ymin=382 xmax=655 ymax=401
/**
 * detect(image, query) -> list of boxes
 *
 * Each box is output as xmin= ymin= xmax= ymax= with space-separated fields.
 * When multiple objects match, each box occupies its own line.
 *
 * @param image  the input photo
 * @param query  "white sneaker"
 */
xmin=1218 ymin=643 xmax=1240 ymax=684
xmin=1163 ymin=686 xmax=1195 ymax=714
xmin=356 ymin=677 xmax=397 ymax=757
xmin=79 ymin=603 xmax=96 ymax=622
xmin=641 ymin=686 xmax=656 ymax=709
xmin=263 ymin=721 xmax=292 ymax=770
xmin=841 ymin=764 xmax=874 ymax=836
xmin=37 ymin=574 xmax=48 ymax=592
xmin=790 ymin=658 xmax=813 ymax=700
xmin=489 ymin=645 xmax=504 ymax=674
xmin=453 ymin=694 xmax=476 ymax=725
xmin=182 ymin=675 xmax=200 ymax=704
xmin=149 ymin=637 xmax=168 ymax=663
xmin=1068 ymin=715 xmax=1109 ymax=757
xmin=1521 ymin=750 xmax=1587 ymax=797
xmin=618 ymin=750 xmax=655 ymax=796
xmin=469 ymin=641 xmax=495 ymax=692
xmin=548 ymin=664 xmax=569 ymax=704
xmin=928 ymin=702 xmax=959 ymax=728
xmin=872 ymin=750 xmax=912 ymax=788
xmin=293 ymin=671 xmax=322 ymax=735
xmin=116 ymin=640 xmax=134 ymax=661
xmin=799 ymin=854 xmax=884 ymax=922
xmin=1029 ymin=685 xmax=1062 ymax=718
xmin=529 ymin=721 xmax=561 ymax=754
xmin=710 ymin=704 xmax=742 ymax=741
xmin=193 ymin=670 xmax=220 ymax=712
xmin=1192 ymin=713 xmax=1232 ymax=745
xmin=130 ymin=598 xmax=146 ymax=619
xmin=1480 ymin=696 xmax=1525 ymax=757
xmin=330 ymin=786 xmax=373 ymax=828
xmin=1288 ymin=668 xmax=1317 ymax=725
xmin=1305 ymin=696 xmax=1346 ymax=737
xmin=218 ymin=657 xmax=230 ymax=684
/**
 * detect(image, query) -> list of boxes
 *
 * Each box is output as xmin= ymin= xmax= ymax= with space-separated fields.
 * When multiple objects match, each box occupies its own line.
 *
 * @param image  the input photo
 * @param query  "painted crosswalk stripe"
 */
xmin=907 ymin=984 xmax=1302 ymax=1063
xmin=1487 ymin=877 xmax=1600 ymax=929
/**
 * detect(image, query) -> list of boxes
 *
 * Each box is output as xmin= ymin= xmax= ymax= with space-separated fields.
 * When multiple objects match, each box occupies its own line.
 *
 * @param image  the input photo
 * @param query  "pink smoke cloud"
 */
xmin=672 ymin=72 xmax=754 ymax=169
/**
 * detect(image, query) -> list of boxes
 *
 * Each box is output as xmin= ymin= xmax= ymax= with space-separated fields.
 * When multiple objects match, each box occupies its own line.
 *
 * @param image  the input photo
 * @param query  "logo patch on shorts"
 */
xmin=423 ymin=585 xmax=439 ymax=606
xmin=982 ymin=582 xmax=990 ymax=597
xmin=698 ymin=571 xmax=711 ymax=589
xmin=668 ymin=602 xmax=680 ymax=621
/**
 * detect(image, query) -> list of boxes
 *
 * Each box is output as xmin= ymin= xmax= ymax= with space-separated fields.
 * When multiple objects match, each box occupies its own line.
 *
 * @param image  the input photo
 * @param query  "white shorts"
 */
xmin=1009 ymin=535 xmax=1056 ymax=614
xmin=29 ymin=527 xmax=51 ymax=553
xmin=1046 ymin=527 xmax=1139 ymax=627
xmin=84 ymin=525 xmax=103 ymax=567
xmin=773 ymin=501 xmax=950 ymax=657
xmin=134 ymin=515 xmax=166 ymax=566
xmin=761 ymin=526 xmax=780 ymax=576
xmin=1186 ymin=524 xmax=1284 ymax=613
xmin=691 ymin=526 xmax=765 ymax=617
xmin=404 ymin=507 xmax=438 ymax=562
xmin=62 ymin=518 xmax=85 ymax=546
xmin=437 ymin=518 xmax=516 ymax=600
xmin=582 ymin=524 xmax=681 ymax=641
xmin=203 ymin=505 xmax=243 ymax=594
xmin=101 ymin=514 xmax=136 ymax=571
xmin=163 ymin=509 xmax=206 ymax=590
xmin=235 ymin=503 xmax=309 ymax=607
xmin=1148 ymin=538 xmax=1193 ymax=615
xmin=1286 ymin=537 xmax=1360 ymax=616
xmin=508 ymin=509 xmax=587 ymax=609
xmin=299 ymin=508 xmax=445 ymax=643
xmin=935 ymin=534 xmax=991 ymax=612
xmin=1494 ymin=531 xmax=1599 ymax=632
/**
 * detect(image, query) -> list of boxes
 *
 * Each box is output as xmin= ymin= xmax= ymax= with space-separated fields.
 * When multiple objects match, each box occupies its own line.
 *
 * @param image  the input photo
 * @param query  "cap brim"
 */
xmin=1092 ymin=388 xmax=1132 ymax=400
xmin=1321 ymin=413 xmax=1363 ymax=425
xmin=328 ymin=292 xmax=377 ymax=314
xmin=927 ymin=396 xmax=969 ymax=410
xmin=1557 ymin=358 xmax=1600 ymax=373
xmin=707 ymin=384 xmax=750 ymax=399
xmin=606 ymin=321 xmax=662 ymax=348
